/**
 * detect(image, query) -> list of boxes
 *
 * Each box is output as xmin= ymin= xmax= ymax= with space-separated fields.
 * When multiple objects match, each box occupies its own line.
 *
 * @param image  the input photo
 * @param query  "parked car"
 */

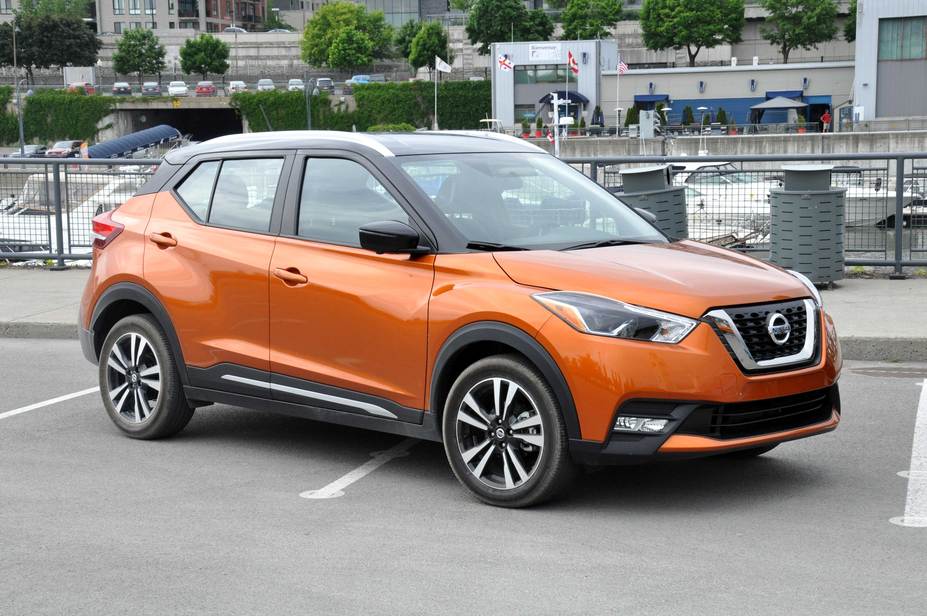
xmin=44 ymin=140 xmax=82 ymax=158
xmin=79 ymin=132 xmax=841 ymax=508
xmin=141 ymin=82 xmax=161 ymax=96
xmin=67 ymin=82 xmax=96 ymax=95
xmin=5 ymin=144 xmax=46 ymax=158
xmin=224 ymin=26 xmax=247 ymax=33
xmin=194 ymin=81 xmax=218 ymax=97
xmin=348 ymin=74 xmax=370 ymax=86
xmin=111 ymin=82 xmax=132 ymax=96
xmin=266 ymin=28 xmax=292 ymax=33
xmin=315 ymin=77 xmax=334 ymax=93
xmin=228 ymin=80 xmax=248 ymax=94
xmin=167 ymin=81 xmax=189 ymax=97
xmin=256 ymin=78 xmax=275 ymax=92
xmin=287 ymin=78 xmax=305 ymax=92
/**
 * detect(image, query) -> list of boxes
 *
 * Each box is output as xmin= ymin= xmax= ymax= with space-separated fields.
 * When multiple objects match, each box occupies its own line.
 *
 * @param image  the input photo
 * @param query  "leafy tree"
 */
xmin=301 ymin=2 xmax=393 ymax=67
xmin=561 ymin=0 xmax=623 ymax=41
xmin=112 ymin=28 xmax=166 ymax=86
xmin=16 ymin=0 xmax=91 ymax=18
xmin=328 ymin=27 xmax=373 ymax=72
xmin=716 ymin=107 xmax=728 ymax=124
xmin=844 ymin=0 xmax=857 ymax=42
xmin=264 ymin=0 xmax=293 ymax=30
xmin=466 ymin=0 xmax=552 ymax=55
xmin=624 ymin=106 xmax=639 ymax=127
xmin=0 ymin=15 xmax=100 ymax=82
xmin=395 ymin=19 xmax=421 ymax=61
xmin=760 ymin=0 xmax=838 ymax=64
xmin=449 ymin=0 xmax=476 ymax=9
xmin=682 ymin=105 xmax=695 ymax=125
xmin=179 ymin=33 xmax=230 ymax=80
xmin=409 ymin=21 xmax=452 ymax=70
xmin=640 ymin=0 xmax=744 ymax=67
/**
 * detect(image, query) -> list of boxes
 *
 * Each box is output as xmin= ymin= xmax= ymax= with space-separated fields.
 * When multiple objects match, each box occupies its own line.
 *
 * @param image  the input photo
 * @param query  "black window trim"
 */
xmin=169 ymin=149 xmax=294 ymax=237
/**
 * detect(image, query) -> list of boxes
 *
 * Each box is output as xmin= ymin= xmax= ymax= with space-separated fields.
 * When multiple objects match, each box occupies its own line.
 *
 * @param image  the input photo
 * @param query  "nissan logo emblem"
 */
xmin=766 ymin=313 xmax=791 ymax=346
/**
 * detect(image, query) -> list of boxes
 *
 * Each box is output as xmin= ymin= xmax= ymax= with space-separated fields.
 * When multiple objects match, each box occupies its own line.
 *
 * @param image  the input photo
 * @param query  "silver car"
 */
xmin=256 ymin=79 xmax=275 ymax=92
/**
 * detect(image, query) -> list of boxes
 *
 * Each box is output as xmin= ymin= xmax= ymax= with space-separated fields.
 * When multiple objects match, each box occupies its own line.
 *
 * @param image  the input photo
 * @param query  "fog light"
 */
xmin=614 ymin=416 xmax=669 ymax=433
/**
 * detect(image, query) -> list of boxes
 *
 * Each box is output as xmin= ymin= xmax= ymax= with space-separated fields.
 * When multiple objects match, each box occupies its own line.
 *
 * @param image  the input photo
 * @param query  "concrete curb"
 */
xmin=1 ymin=322 xmax=925 ymax=363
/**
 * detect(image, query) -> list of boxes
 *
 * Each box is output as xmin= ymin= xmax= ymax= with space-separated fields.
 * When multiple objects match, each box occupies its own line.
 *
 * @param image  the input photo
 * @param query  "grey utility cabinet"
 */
xmin=769 ymin=164 xmax=846 ymax=284
xmin=617 ymin=164 xmax=688 ymax=239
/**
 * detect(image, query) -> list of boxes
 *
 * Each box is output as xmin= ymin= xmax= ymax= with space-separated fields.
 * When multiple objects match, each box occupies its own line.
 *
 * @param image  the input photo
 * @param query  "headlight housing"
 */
xmin=787 ymin=270 xmax=822 ymax=306
xmin=534 ymin=291 xmax=697 ymax=344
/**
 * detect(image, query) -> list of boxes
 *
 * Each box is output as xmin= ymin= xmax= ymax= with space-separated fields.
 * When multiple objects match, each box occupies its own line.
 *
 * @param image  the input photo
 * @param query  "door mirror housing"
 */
xmin=635 ymin=207 xmax=658 ymax=224
xmin=359 ymin=220 xmax=428 ymax=255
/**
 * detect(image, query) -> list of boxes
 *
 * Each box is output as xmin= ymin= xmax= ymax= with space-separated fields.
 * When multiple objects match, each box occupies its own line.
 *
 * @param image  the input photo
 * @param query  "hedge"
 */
xmin=21 ymin=91 xmax=114 ymax=143
xmin=367 ymin=123 xmax=416 ymax=132
xmin=230 ymin=90 xmax=360 ymax=132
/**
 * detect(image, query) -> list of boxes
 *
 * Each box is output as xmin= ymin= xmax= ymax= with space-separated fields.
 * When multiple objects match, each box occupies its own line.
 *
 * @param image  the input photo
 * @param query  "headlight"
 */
xmin=534 ymin=291 xmax=697 ymax=344
xmin=787 ymin=270 xmax=822 ymax=306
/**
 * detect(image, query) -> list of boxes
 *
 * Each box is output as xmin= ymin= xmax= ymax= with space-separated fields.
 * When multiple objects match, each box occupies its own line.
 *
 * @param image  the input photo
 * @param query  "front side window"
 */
xmin=298 ymin=158 xmax=410 ymax=246
xmin=399 ymin=153 xmax=665 ymax=249
xmin=175 ymin=160 xmax=219 ymax=220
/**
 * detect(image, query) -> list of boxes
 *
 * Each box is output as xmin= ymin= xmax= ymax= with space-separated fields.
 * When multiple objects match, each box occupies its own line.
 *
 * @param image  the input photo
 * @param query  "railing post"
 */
xmin=51 ymin=162 xmax=66 ymax=270
xmin=589 ymin=162 xmax=598 ymax=185
xmin=891 ymin=156 xmax=906 ymax=279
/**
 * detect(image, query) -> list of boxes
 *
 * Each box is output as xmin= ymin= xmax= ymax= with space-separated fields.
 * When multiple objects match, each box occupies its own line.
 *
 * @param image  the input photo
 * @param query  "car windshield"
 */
xmin=399 ymin=153 xmax=666 ymax=249
xmin=170 ymin=82 xmax=184 ymax=86
xmin=52 ymin=141 xmax=74 ymax=148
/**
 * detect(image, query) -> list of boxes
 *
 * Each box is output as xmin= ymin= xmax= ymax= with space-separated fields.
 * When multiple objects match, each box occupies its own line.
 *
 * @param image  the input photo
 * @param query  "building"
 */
xmin=94 ymin=0 xmax=266 ymax=33
xmin=853 ymin=0 xmax=927 ymax=120
xmin=491 ymin=40 xmax=618 ymax=130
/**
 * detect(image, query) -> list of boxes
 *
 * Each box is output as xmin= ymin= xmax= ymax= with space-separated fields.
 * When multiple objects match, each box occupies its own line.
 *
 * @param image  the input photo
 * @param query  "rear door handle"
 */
xmin=149 ymin=232 xmax=177 ymax=248
xmin=273 ymin=267 xmax=308 ymax=285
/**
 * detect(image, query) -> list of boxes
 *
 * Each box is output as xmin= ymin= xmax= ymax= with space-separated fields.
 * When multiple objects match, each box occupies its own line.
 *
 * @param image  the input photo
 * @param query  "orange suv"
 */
xmin=80 ymin=131 xmax=841 ymax=507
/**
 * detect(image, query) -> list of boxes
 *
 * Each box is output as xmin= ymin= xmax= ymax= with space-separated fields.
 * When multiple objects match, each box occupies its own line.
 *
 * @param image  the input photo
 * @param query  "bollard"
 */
xmin=616 ymin=164 xmax=687 ymax=239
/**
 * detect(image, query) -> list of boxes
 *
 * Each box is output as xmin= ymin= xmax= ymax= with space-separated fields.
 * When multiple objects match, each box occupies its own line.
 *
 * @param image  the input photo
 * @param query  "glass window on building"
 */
xmin=169 ymin=0 xmax=175 ymax=14
xmin=114 ymin=21 xmax=123 ymax=33
xmin=129 ymin=0 xmax=140 ymax=15
xmin=145 ymin=0 xmax=156 ymax=14
xmin=113 ymin=0 xmax=125 ymax=15
xmin=514 ymin=105 xmax=538 ymax=123
xmin=879 ymin=16 xmax=927 ymax=60
xmin=513 ymin=64 xmax=577 ymax=85
xmin=0 ymin=0 xmax=12 ymax=14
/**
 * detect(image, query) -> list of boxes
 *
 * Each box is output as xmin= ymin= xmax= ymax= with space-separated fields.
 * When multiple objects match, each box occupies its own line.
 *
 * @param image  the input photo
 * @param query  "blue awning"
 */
xmin=634 ymin=94 xmax=670 ymax=103
xmin=765 ymin=90 xmax=803 ymax=100
xmin=804 ymin=95 xmax=832 ymax=105
xmin=538 ymin=90 xmax=590 ymax=105
xmin=88 ymin=125 xmax=181 ymax=159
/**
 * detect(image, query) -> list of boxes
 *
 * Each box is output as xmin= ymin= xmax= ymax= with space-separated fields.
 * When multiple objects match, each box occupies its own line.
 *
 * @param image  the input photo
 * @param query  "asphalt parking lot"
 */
xmin=2 ymin=338 xmax=926 ymax=615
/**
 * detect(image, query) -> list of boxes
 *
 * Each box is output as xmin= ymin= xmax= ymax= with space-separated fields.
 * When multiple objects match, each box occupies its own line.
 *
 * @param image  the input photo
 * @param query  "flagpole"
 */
xmin=616 ymin=54 xmax=620 ymax=135
xmin=564 ymin=52 xmax=569 ymax=141
xmin=434 ymin=64 xmax=438 ymax=131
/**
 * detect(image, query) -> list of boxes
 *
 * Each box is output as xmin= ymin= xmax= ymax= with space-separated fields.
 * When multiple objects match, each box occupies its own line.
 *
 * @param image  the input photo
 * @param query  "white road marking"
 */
xmin=300 ymin=438 xmax=417 ymax=499
xmin=0 ymin=387 xmax=99 ymax=421
xmin=891 ymin=379 xmax=927 ymax=528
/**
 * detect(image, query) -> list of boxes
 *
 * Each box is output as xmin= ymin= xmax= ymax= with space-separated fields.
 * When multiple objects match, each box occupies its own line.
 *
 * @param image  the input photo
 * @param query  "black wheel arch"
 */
xmin=430 ymin=321 xmax=581 ymax=440
xmin=89 ymin=282 xmax=188 ymax=385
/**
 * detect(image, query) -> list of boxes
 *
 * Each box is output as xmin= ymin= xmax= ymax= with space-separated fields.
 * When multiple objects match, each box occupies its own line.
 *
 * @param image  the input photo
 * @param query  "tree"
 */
xmin=394 ymin=19 xmax=421 ymax=61
xmin=0 ymin=15 xmax=101 ymax=82
xmin=760 ymin=0 xmax=838 ymax=64
xmin=640 ymin=0 xmax=744 ymax=67
xmin=16 ymin=0 xmax=91 ymax=18
xmin=682 ymin=105 xmax=695 ymax=125
xmin=450 ymin=0 xmax=476 ymax=10
xmin=112 ymin=28 xmax=166 ymax=86
xmin=328 ymin=27 xmax=373 ymax=72
xmin=301 ymin=2 xmax=393 ymax=67
xmin=844 ymin=0 xmax=857 ymax=42
xmin=179 ymin=33 xmax=230 ymax=80
xmin=561 ymin=0 xmax=623 ymax=41
xmin=466 ymin=0 xmax=552 ymax=55
xmin=624 ymin=106 xmax=639 ymax=126
xmin=409 ymin=21 xmax=452 ymax=70
xmin=264 ymin=0 xmax=293 ymax=30
xmin=716 ymin=107 xmax=728 ymax=124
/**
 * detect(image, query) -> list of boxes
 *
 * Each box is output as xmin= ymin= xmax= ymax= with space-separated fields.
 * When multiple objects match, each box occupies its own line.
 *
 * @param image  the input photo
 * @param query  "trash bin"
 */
xmin=617 ymin=164 xmax=688 ymax=239
xmin=769 ymin=164 xmax=846 ymax=284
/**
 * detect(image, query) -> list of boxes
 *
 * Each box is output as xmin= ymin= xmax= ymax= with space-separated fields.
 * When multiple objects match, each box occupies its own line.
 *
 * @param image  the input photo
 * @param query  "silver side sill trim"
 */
xmin=220 ymin=374 xmax=398 ymax=419
xmin=704 ymin=299 xmax=818 ymax=371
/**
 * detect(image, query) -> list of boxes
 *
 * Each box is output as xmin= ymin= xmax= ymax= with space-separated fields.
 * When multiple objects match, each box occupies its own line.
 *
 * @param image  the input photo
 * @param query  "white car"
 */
xmin=228 ymin=80 xmax=248 ymax=94
xmin=256 ymin=78 xmax=275 ymax=92
xmin=287 ymin=78 xmax=305 ymax=92
xmin=167 ymin=81 xmax=189 ymax=97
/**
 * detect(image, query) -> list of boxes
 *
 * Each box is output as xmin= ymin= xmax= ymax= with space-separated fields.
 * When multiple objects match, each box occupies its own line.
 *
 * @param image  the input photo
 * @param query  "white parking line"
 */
xmin=300 ymin=438 xmax=418 ymax=500
xmin=0 ymin=387 xmax=100 ymax=421
xmin=891 ymin=379 xmax=927 ymax=528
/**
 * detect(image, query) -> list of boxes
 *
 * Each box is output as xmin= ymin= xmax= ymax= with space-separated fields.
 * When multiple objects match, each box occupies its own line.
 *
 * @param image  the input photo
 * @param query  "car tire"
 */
xmin=442 ymin=355 xmax=576 ymax=508
xmin=98 ymin=314 xmax=194 ymax=440
xmin=721 ymin=443 xmax=779 ymax=458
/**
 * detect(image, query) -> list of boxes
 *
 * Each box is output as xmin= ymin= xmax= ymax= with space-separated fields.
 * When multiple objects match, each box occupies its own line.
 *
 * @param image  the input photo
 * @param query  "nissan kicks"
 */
xmin=80 ymin=131 xmax=841 ymax=507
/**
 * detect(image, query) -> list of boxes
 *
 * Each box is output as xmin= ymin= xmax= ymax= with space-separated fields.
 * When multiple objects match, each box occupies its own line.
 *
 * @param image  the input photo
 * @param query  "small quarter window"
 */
xmin=208 ymin=159 xmax=283 ymax=232
xmin=175 ymin=160 xmax=218 ymax=220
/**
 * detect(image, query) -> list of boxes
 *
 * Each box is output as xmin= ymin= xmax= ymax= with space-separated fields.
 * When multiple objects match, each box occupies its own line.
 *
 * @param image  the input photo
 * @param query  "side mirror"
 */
xmin=635 ymin=207 xmax=658 ymax=224
xmin=359 ymin=220 xmax=427 ymax=255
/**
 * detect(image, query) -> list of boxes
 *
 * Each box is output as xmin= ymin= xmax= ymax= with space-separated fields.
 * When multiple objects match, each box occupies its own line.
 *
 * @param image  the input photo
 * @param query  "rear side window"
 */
xmin=175 ymin=161 xmax=218 ymax=220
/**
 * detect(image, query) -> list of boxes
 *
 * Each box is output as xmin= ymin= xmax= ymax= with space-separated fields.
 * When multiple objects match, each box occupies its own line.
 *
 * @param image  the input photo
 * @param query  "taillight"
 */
xmin=91 ymin=210 xmax=124 ymax=249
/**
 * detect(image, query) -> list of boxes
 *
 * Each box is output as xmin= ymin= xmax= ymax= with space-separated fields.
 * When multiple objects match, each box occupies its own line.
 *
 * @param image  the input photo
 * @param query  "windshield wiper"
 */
xmin=560 ymin=239 xmax=654 ymax=251
xmin=466 ymin=241 xmax=529 ymax=252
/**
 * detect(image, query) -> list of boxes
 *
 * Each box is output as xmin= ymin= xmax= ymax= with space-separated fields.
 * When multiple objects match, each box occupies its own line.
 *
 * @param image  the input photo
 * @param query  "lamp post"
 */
xmin=697 ymin=105 xmax=709 ymax=154
xmin=12 ymin=26 xmax=24 ymax=157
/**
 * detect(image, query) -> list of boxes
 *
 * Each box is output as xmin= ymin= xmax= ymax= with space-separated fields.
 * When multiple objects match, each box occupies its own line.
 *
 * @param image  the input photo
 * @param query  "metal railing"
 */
xmin=0 ymin=158 xmax=159 ymax=267
xmin=564 ymin=153 xmax=927 ymax=276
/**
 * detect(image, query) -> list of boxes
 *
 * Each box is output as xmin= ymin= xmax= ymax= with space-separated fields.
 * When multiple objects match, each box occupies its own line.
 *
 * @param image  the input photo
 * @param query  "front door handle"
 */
xmin=273 ymin=267 xmax=308 ymax=285
xmin=149 ymin=232 xmax=177 ymax=248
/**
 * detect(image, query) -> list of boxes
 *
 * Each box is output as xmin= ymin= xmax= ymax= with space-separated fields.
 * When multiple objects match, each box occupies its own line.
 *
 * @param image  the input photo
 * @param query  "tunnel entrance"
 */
xmin=128 ymin=107 xmax=243 ymax=141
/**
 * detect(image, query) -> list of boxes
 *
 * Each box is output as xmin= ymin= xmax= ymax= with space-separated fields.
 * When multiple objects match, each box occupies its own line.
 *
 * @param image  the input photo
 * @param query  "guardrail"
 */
xmin=0 ymin=158 xmax=159 ymax=267
xmin=564 ymin=153 xmax=927 ymax=276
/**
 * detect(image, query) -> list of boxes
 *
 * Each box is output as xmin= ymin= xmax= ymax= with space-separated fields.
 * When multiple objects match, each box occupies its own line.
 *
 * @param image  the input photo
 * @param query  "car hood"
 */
xmin=492 ymin=240 xmax=809 ymax=318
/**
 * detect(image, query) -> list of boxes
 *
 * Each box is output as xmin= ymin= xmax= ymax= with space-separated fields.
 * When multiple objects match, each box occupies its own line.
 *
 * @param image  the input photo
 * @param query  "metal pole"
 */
xmin=51 ymin=163 xmax=66 ymax=270
xmin=552 ymin=92 xmax=560 ymax=158
xmin=15 ymin=79 xmax=24 ymax=157
xmin=305 ymin=79 xmax=311 ymax=130
xmin=433 ymin=66 xmax=438 ymax=131
xmin=891 ymin=156 xmax=906 ymax=279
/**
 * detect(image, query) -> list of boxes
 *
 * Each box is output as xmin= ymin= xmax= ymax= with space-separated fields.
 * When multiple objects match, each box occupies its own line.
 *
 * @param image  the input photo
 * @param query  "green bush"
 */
xmin=21 ymin=91 xmax=114 ymax=143
xmin=624 ymin=106 xmax=639 ymax=126
xmin=367 ymin=123 xmax=416 ymax=132
xmin=682 ymin=105 xmax=695 ymax=125
xmin=230 ymin=90 xmax=359 ymax=131
xmin=716 ymin=107 xmax=728 ymax=125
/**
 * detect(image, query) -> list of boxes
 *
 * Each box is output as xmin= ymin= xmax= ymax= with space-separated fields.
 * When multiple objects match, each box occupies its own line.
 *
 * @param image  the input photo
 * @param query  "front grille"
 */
xmin=677 ymin=386 xmax=838 ymax=440
xmin=723 ymin=299 xmax=808 ymax=361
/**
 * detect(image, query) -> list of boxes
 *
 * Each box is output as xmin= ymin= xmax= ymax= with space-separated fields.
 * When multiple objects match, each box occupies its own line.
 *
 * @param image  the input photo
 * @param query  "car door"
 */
xmin=144 ymin=152 xmax=291 ymax=385
xmin=268 ymin=151 xmax=436 ymax=419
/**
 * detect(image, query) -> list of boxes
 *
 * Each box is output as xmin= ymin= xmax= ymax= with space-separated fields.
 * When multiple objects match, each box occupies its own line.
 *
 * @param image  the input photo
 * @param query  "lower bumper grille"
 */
xmin=676 ymin=386 xmax=838 ymax=440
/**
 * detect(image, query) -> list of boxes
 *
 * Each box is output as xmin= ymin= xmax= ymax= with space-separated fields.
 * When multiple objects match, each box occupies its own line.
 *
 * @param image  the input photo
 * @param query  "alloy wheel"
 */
xmin=105 ymin=332 xmax=161 ymax=424
xmin=454 ymin=377 xmax=544 ymax=490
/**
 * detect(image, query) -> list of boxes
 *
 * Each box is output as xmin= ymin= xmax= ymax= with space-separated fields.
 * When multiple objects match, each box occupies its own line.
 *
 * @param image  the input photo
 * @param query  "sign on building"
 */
xmin=528 ymin=43 xmax=562 ymax=63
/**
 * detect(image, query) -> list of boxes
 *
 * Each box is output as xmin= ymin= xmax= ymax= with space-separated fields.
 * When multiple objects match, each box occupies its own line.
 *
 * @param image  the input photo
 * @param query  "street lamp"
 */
xmin=697 ymin=105 xmax=710 ymax=154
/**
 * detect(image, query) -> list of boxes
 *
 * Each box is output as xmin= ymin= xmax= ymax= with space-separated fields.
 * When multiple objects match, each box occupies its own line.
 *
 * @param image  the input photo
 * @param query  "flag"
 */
xmin=618 ymin=60 xmax=629 ymax=75
xmin=547 ymin=128 xmax=554 ymax=144
xmin=498 ymin=54 xmax=514 ymax=72
xmin=435 ymin=56 xmax=452 ymax=74
xmin=568 ymin=51 xmax=579 ymax=75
